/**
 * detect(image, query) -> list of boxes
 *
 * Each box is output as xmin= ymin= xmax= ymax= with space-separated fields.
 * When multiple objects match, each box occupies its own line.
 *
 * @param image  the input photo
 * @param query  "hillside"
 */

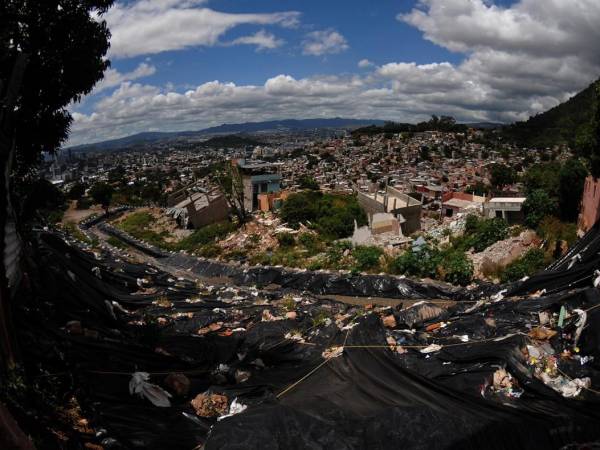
xmin=503 ymin=79 xmax=599 ymax=148
xmin=199 ymin=134 xmax=265 ymax=148
xmin=67 ymin=117 xmax=385 ymax=152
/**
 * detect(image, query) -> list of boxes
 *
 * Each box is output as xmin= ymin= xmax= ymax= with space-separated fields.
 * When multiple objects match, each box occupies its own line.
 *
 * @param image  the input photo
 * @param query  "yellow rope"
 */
xmin=275 ymin=358 xmax=331 ymax=399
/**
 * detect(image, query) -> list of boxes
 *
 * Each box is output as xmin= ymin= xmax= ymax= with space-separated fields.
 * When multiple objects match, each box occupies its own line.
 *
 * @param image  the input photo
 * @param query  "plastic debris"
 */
xmin=129 ymin=372 xmax=172 ymax=407
xmin=217 ymin=398 xmax=247 ymax=422
xmin=322 ymin=346 xmax=344 ymax=359
xmin=420 ymin=344 xmax=443 ymax=354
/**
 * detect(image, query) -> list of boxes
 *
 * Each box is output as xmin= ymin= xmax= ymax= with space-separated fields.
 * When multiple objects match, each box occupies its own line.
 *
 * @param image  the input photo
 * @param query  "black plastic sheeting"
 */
xmin=13 ymin=226 xmax=600 ymax=449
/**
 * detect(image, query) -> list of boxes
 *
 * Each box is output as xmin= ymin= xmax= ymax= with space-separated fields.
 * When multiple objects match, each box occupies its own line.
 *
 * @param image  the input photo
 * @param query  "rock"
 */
xmin=190 ymin=393 xmax=228 ymax=417
xmin=164 ymin=373 xmax=190 ymax=397
xmin=285 ymin=311 xmax=297 ymax=320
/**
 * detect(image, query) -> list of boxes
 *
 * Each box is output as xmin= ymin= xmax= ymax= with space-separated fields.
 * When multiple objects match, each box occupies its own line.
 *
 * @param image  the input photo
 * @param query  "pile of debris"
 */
xmin=470 ymin=230 xmax=540 ymax=279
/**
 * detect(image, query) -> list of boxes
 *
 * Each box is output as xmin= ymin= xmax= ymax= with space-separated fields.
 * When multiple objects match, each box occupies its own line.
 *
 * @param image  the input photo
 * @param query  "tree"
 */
xmin=1 ymin=0 xmax=112 ymax=369
xmin=2 ymin=0 xmax=113 ymax=179
xmin=68 ymin=182 xmax=87 ymax=200
xmin=489 ymin=164 xmax=516 ymax=189
xmin=523 ymin=189 xmax=557 ymax=228
xmin=298 ymin=176 xmax=320 ymax=191
xmin=558 ymin=159 xmax=588 ymax=222
xmin=89 ymin=182 xmax=114 ymax=215
xmin=523 ymin=162 xmax=561 ymax=197
xmin=213 ymin=161 xmax=247 ymax=224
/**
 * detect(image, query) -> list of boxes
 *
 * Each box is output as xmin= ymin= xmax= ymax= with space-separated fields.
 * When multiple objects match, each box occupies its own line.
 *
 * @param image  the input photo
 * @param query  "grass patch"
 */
xmin=107 ymin=236 xmax=128 ymax=250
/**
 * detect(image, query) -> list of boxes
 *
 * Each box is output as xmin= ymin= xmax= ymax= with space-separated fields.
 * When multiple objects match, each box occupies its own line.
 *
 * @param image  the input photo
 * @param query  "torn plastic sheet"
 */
xmin=129 ymin=372 xmax=172 ymax=407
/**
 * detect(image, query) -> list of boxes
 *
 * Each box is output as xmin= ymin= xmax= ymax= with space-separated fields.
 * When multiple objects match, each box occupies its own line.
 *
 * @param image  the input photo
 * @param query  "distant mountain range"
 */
xmin=70 ymin=85 xmax=599 ymax=154
xmin=67 ymin=118 xmax=387 ymax=152
xmin=503 ymin=78 xmax=599 ymax=147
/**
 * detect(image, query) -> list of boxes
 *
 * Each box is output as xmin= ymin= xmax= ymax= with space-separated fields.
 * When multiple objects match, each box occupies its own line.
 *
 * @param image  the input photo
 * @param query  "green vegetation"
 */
xmin=503 ymin=78 xmax=599 ymax=148
xmin=175 ymin=222 xmax=236 ymax=252
xmin=107 ymin=236 xmax=128 ymax=250
xmin=280 ymin=191 xmax=367 ymax=239
xmin=116 ymin=211 xmax=235 ymax=255
xmin=454 ymin=216 xmax=509 ymax=253
xmin=352 ymin=115 xmax=467 ymax=137
xmin=523 ymin=190 xmax=557 ymax=229
xmin=489 ymin=164 xmax=517 ymax=190
xmin=117 ymin=211 xmax=167 ymax=247
xmin=500 ymin=249 xmax=548 ymax=283
xmin=67 ymin=182 xmax=87 ymax=200
xmin=276 ymin=232 xmax=296 ymax=247
xmin=352 ymin=246 xmax=383 ymax=271
xmin=298 ymin=176 xmax=320 ymax=190
xmin=389 ymin=244 xmax=474 ymax=286
xmin=16 ymin=179 xmax=67 ymax=225
xmin=89 ymin=182 xmax=114 ymax=215
xmin=62 ymin=222 xmax=97 ymax=246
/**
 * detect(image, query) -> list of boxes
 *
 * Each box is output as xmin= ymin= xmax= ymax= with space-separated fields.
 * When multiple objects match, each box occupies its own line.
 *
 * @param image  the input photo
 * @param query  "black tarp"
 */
xmin=11 ymin=227 xmax=600 ymax=449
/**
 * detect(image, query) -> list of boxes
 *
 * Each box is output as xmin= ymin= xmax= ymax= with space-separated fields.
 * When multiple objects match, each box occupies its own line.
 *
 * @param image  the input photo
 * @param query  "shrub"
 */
xmin=176 ymin=221 xmax=236 ymax=251
xmin=279 ymin=192 xmax=367 ymax=239
xmin=523 ymin=190 xmax=557 ymax=228
xmin=455 ymin=216 xmax=509 ymax=252
xmin=439 ymin=251 xmax=473 ymax=286
xmin=537 ymin=217 xmax=577 ymax=246
xmin=196 ymin=244 xmax=222 ymax=258
xmin=325 ymin=240 xmax=353 ymax=269
xmin=389 ymin=245 xmax=473 ymax=286
xmin=277 ymin=232 xmax=296 ymax=247
xmin=500 ymin=248 xmax=547 ymax=283
xmin=352 ymin=246 xmax=383 ymax=272
xmin=389 ymin=245 xmax=441 ymax=279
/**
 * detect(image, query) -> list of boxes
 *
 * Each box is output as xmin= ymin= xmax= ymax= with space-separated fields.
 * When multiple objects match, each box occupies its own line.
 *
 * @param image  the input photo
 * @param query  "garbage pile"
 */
xmin=12 ymin=223 xmax=600 ymax=448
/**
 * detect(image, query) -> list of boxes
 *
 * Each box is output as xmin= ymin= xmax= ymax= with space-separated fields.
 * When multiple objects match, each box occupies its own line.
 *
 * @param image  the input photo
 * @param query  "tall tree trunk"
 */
xmin=0 ymin=53 xmax=28 ymax=370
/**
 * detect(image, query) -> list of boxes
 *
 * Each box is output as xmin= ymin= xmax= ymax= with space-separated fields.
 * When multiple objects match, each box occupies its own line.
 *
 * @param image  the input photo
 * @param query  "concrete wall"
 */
xmin=187 ymin=195 xmax=230 ymax=229
xmin=579 ymin=175 xmax=600 ymax=232
xmin=392 ymin=204 xmax=421 ymax=235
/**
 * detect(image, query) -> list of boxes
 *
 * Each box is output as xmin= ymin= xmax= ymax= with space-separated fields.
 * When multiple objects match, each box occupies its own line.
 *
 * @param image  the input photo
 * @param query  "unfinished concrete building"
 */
xmin=357 ymin=186 xmax=422 ymax=235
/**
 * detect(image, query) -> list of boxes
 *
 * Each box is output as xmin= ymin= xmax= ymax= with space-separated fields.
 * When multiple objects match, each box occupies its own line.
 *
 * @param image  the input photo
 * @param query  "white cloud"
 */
xmin=302 ymin=29 xmax=349 ymax=56
xmin=358 ymin=59 xmax=374 ymax=68
xmin=70 ymin=0 xmax=600 ymax=146
xmin=227 ymin=30 xmax=284 ymax=50
xmin=105 ymin=0 xmax=300 ymax=58
xmin=93 ymin=62 xmax=157 ymax=93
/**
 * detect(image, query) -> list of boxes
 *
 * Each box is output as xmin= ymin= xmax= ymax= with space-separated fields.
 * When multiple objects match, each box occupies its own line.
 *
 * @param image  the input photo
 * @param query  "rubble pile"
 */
xmin=470 ymin=230 xmax=540 ymax=278
xmin=12 ymin=225 xmax=600 ymax=449
xmin=217 ymin=213 xmax=282 ymax=255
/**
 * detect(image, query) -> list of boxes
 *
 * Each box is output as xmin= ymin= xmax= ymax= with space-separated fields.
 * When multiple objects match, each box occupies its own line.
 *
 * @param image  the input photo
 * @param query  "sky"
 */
xmin=68 ymin=0 xmax=600 ymax=146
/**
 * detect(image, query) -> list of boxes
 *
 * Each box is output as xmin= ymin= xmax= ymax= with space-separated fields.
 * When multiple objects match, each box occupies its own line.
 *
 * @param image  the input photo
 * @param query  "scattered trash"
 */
xmin=420 ymin=343 xmax=443 ymax=354
xmin=322 ymin=346 xmax=344 ymax=359
xmin=190 ymin=393 xmax=228 ymax=417
xmin=129 ymin=372 xmax=172 ymax=407
xmin=217 ymin=398 xmax=247 ymax=422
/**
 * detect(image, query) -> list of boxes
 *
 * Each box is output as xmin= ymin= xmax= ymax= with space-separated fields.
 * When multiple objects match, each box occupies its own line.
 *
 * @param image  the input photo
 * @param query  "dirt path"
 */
xmin=61 ymin=201 xmax=103 ymax=225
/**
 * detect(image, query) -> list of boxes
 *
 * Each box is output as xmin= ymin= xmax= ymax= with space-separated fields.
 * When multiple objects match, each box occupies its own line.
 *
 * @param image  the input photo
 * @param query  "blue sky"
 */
xmin=69 ymin=0 xmax=600 ymax=145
